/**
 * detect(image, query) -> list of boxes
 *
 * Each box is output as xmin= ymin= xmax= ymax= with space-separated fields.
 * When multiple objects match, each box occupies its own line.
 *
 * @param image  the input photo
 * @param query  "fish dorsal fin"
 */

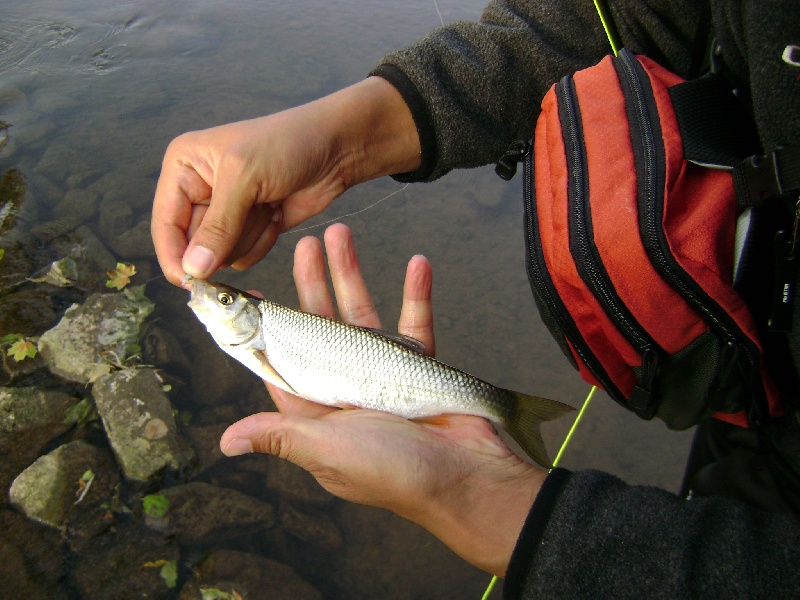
xmin=249 ymin=349 xmax=299 ymax=396
xmin=366 ymin=328 xmax=426 ymax=354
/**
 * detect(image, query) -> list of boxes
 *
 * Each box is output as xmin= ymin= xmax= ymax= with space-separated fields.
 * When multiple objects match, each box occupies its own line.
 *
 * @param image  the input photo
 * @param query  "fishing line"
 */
xmin=480 ymin=386 xmax=597 ymax=600
xmin=432 ymin=0 xmax=445 ymax=26
xmin=287 ymin=183 xmax=410 ymax=234
xmin=287 ymin=0 xmax=444 ymax=237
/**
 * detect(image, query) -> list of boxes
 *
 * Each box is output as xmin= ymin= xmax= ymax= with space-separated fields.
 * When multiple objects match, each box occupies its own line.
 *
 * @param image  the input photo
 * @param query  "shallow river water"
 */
xmin=0 ymin=0 xmax=694 ymax=597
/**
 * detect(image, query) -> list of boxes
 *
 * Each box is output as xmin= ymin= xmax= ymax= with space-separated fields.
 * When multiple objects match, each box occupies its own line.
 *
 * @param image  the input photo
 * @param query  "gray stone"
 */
xmin=108 ymin=219 xmax=156 ymax=259
xmin=278 ymin=501 xmax=342 ymax=550
xmin=143 ymin=481 xmax=275 ymax=544
xmin=88 ymin=170 xmax=156 ymax=214
xmin=92 ymin=367 xmax=190 ymax=483
xmin=0 ymin=287 xmax=57 ymax=337
xmin=0 ymin=387 xmax=79 ymax=433
xmin=52 ymin=188 xmax=99 ymax=221
xmin=98 ymin=198 xmax=133 ymax=241
xmin=38 ymin=290 xmax=154 ymax=384
xmin=256 ymin=454 xmax=334 ymax=506
xmin=182 ymin=423 xmax=228 ymax=473
xmin=49 ymin=226 xmax=118 ymax=291
xmin=179 ymin=550 xmax=321 ymax=600
xmin=9 ymin=440 xmax=114 ymax=530
xmin=34 ymin=144 xmax=86 ymax=186
xmin=71 ymin=524 xmax=180 ymax=600
xmin=190 ymin=344 xmax=257 ymax=407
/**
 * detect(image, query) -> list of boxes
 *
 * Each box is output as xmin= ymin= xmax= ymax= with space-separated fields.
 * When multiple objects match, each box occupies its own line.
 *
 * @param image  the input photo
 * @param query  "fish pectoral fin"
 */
xmin=366 ymin=328 xmax=426 ymax=354
xmin=249 ymin=350 xmax=299 ymax=395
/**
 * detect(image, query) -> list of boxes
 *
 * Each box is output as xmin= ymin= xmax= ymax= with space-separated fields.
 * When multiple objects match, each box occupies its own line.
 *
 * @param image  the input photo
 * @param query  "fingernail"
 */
xmin=183 ymin=245 xmax=215 ymax=277
xmin=271 ymin=205 xmax=282 ymax=222
xmin=223 ymin=438 xmax=253 ymax=457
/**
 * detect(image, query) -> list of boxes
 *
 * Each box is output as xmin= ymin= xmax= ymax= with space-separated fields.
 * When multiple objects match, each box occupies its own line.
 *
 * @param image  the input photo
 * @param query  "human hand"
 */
xmin=151 ymin=78 xmax=421 ymax=287
xmin=219 ymin=223 xmax=546 ymax=576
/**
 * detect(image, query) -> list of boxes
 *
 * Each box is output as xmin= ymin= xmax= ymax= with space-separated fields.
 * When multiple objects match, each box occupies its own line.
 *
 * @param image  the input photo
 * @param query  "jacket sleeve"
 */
xmin=369 ymin=0 xmax=710 ymax=181
xmin=503 ymin=468 xmax=800 ymax=598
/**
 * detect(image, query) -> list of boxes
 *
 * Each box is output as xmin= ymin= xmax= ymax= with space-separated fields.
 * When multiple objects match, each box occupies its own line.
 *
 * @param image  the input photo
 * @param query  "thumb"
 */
xmin=182 ymin=192 xmax=250 ymax=278
xmin=219 ymin=412 xmax=329 ymax=469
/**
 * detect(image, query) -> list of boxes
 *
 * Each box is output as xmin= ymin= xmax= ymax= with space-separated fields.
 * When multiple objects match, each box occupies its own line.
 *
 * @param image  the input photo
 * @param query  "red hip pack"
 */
xmin=523 ymin=49 xmax=782 ymax=429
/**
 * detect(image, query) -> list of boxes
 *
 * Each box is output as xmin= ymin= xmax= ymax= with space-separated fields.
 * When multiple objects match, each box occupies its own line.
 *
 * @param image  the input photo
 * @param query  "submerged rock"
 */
xmin=92 ymin=367 xmax=190 ymax=483
xmin=37 ymin=289 xmax=154 ymax=384
xmin=49 ymin=227 xmax=118 ymax=291
xmin=0 ymin=287 xmax=58 ymax=336
xmin=0 ymin=387 xmax=79 ymax=433
xmin=278 ymin=501 xmax=342 ymax=551
xmin=179 ymin=549 xmax=321 ymax=600
xmin=71 ymin=524 xmax=180 ymax=600
xmin=260 ymin=454 xmax=334 ymax=507
xmin=0 ymin=509 xmax=68 ymax=600
xmin=9 ymin=440 xmax=118 ymax=531
xmin=143 ymin=481 xmax=275 ymax=544
xmin=108 ymin=219 xmax=155 ymax=259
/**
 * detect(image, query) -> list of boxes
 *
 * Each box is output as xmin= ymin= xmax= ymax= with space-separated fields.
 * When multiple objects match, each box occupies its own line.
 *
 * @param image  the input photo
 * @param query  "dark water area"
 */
xmin=0 ymin=1 xmax=694 ymax=598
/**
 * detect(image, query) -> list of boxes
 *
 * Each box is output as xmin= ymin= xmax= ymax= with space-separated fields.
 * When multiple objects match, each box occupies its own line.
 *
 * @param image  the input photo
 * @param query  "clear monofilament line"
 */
xmin=288 ymin=183 xmax=410 ymax=234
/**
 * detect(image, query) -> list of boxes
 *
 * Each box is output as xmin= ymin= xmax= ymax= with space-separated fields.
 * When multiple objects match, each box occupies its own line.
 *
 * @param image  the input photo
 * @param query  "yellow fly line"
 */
xmin=480 ymin=386 xmax=598 ymax=600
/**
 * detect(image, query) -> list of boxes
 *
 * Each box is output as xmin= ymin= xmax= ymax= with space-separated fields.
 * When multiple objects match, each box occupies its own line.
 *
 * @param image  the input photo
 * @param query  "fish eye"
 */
xmin=217 ymin=292 xmax=234 ymax=305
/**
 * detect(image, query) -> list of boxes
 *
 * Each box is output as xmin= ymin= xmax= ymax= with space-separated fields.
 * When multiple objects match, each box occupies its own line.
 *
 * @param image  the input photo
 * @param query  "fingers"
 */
xmin=324 ymin=223 xmax=381 ymax=328
xmin=267 ymin=382 xmax=336 ymax=419
xmin=399 ymin=255 xmax=435 ymax=356
xmin=229 ymin=205 xmax=282 ymax=270
xmin=151 ymin=154 xmax=214 ymax=287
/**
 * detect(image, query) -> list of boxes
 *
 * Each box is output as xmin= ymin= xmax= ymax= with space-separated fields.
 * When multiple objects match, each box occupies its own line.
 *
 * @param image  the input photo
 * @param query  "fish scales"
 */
xmin=259 ymin=300 xmax=511 ymax=419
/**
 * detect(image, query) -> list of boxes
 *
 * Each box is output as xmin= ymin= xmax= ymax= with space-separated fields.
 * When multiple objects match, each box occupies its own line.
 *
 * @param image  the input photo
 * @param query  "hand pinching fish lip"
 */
xmin=185 ymin=276 xmax=575 ymax=468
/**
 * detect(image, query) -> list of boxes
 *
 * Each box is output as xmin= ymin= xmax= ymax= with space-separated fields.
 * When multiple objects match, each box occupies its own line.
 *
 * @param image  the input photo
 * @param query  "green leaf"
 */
xmin=200 ymin=588 xmax=239 ymax=600
xmin=7 ymin=337 xmax=37 ymax=362
xmin=160 ymin=560 xmax=178 ymax=589
xmin=0 ymin=248 xmax=4 ymax=261
xmin=1 ymin=333 xmax=21 ymax=345
xmin=142 ymin=494 xmax=169 ymax=518
xmin=106 ymin=262 xmax=136 ymax=290
xmin=63 ymin=397 xmax=98 ymax=427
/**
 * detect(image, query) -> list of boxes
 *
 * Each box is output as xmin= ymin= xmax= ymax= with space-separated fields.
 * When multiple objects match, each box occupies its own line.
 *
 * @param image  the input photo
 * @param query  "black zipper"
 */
xmin=523 ymin=143 xmax=627 ymax=407
xmin=557 ymin=74 xmax=665 ymax=419
xmin=615 ymin=48 xmax=768 ymax=425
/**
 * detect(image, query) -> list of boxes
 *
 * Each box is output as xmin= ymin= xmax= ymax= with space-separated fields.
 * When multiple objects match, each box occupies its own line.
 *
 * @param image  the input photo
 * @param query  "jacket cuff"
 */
xmin=368 ymin=64 xmax=438 ymax=182
xmin=503 ymin=468 xmax=572 ymax=598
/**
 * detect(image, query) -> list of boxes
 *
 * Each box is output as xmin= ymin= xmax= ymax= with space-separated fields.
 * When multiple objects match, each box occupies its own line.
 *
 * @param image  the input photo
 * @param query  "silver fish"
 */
xmin=187 ymin=278 xmax=574 ymax=467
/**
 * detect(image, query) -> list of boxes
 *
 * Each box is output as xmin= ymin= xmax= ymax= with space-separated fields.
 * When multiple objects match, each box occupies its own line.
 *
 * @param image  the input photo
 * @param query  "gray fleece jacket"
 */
xmin=370 ymin=0 xmax=800 ymax=597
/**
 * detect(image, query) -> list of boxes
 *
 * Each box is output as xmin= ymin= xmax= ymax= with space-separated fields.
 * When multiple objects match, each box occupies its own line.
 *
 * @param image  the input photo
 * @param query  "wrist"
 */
xmin=413 ymin=461 xmax=547 ymax=577
xmin=323 ymin=77 xmax=421 ymax=187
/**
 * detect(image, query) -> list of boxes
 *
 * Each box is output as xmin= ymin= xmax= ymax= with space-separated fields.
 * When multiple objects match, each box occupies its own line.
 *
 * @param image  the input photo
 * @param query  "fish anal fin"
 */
xmin=250 ymin=349 xmax=299 ymax=396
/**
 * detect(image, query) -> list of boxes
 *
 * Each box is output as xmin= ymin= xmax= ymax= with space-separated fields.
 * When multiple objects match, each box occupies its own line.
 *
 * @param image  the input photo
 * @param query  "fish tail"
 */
xmin=503 ymin=392 xmax=576 ymax=468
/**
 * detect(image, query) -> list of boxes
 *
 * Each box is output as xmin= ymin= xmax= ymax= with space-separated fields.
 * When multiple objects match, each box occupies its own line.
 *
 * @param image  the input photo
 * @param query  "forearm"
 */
xmin=371 ymin=0 xmax=708 ymax=180
xmin=315 ymin=77 xmax=421 ymax=188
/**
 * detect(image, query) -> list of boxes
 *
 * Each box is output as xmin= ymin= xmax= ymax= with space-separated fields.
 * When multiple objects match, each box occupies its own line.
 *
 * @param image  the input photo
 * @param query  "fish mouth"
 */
xmin=186 ymin=277 xmax=210 ymax=309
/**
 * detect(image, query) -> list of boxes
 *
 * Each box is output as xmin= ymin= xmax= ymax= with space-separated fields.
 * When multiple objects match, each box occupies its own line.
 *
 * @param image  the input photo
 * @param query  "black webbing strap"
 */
xmin=670 ymin=74 xmax=799 ymax=207
xmin=733 ymin=146 xmax=800 ymax=208
xmin=669 ymin=73 xmax=761 ymax=169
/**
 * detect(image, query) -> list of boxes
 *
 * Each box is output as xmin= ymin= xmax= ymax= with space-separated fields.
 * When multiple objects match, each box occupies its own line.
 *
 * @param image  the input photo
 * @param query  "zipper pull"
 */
xmin=768 ymin=195 xmax=800 ymax=333
xmin=495 ymin=140 xmax=531 ymax=180
xmin=629 ymin=346 xmax=661 ymax=420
